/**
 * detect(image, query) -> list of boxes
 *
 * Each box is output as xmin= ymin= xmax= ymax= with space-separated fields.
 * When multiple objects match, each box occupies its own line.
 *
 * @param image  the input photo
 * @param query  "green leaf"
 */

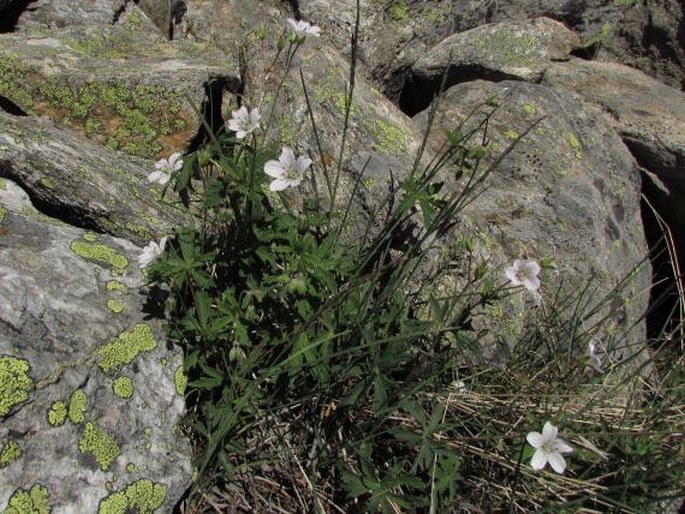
xmin=195 ymin=290 xmax=211 ymax=330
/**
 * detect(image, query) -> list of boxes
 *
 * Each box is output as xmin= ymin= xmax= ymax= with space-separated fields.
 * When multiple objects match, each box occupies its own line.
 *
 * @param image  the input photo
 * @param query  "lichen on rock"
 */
xmin=4 ymin=484 xmax=51 ymax=514
xmin=174 ymin=366 xmax=187 ymax=396
xmin=78 ymin=422 xmax=121 ymax=471
xmin=97 ymin=323 xmax=157 ymax=374
xmin=68 ymin=389 xmax=88 ymax=424
xmin=106 ymin=299 xmax=125 ymax=314
xmin=0 ymin=440 xmax=22 ymax=469
xmin=47 ymin=400 xmax=68 ymax=426
xmin=97 ymin=478 xmax=167 ymax=514
xmin=0 ymin=356 xmax=32 ymax=417
xmin=112 ymin=376 xmax=134 ymax=399
xmin=70 ymin=239 xmax=129 ymax=270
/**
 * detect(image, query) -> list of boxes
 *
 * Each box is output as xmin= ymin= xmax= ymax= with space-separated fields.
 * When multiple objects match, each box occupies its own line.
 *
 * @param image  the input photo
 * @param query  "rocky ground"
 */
xmin=0 ymin=0 xmax=683 ymax=511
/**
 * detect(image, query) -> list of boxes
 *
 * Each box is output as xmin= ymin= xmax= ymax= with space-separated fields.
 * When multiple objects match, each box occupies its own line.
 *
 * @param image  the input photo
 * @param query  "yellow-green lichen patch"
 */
xmin=0 ymin=205 xmax=6 ymax=223
xmin=567 ymin=132 xmax=583 ymax=159
xmin=0 ymin=440 xmax=22 ymax=469
xmin=503 ymin=128 xmax=519 ymax=141
xmin=70 ymin=239 xmax=128 ymax=270
xmin=106 ymin=299 xmax=125 ymax=314
xmin=5 ymin=484 xmax=51 ymax=514
xmin=83 ymin=232 xmax=98 ymax=242
xmin=125 ymin=462 xmax=137 ymax=473
xmin=47 ymin=400 xmax=68 ymax=426
xmin=106 ymin=280 xmax=128 ymax=293
xmin=387 ymin=0 xmax=410 ymax=22
xmin=39 ymin=178 xmax=54 ymax=189
xmin=0 ymin=54 xmax=34 ymax=111
xmin=68 ymin=389 xmax=88 ymax=424
xmin=0 ymin=356 xmax=32 ymax=417
xmin=475 ymin=28 xmax=538 ymax=67
xmin=523 ymin=103 xmax=537 ymax=117
xmin=367 ymin=118 xmax=409 ymax=155
xmin=112 ymin=376 xmax=134 ymax=399
xmin=97 ymin=323 xmax=156 ymax=374
xmin=97 ymin=478 xmax=167 ymax=514
xmin=78 ymin=422 xmax=120 ymax=471
xmin=174 ymin=366 xmax=187 ymax=396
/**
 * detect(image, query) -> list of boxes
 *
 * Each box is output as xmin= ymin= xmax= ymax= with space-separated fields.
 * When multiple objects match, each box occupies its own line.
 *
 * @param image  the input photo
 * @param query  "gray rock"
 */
xmin=302 ymin=0 xmax=684 ymax=108
xmin=0 ymin=110 xmax=192 ymax=245
xmin=243 ymin=40 xmax=424 ymax=230
xmin=543 ymin=59 xmax=685 ymax=272
xmin=413 ymin=80 xmax=651 ymax=359
xmin=0 ymin=10 xmax=239 ymax=159
xmin=0 ymin=182 xmax=192 ymax=513
xmin=405 ymin=17 xmax=580 ymax=114
xmin=12 ymin=0 xmax=124 ymax=29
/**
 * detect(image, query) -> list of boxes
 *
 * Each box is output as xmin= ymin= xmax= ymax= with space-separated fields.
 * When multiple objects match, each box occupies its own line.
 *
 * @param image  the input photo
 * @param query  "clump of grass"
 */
xmin=141 ymin=5 xmax=685 ymax=513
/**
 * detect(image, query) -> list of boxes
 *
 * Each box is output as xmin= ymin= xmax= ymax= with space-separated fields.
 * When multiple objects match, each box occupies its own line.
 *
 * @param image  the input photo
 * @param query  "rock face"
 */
xmin=0 ymin=110 xmax=191 ymax=245
xmin=303 ymin=0 xmax=683 ymax=104
xmin=0 ymin=178 xmax=191 ymax=512
xmin=0 ymin=4 xmax=239 ymax=159
xmin=404 ymin=17 xmax=580 ymax=115
xmin=414 ymin=80 xmax=651 ymax=355
xmin=0 ymin=0 xmax=682 ymax=511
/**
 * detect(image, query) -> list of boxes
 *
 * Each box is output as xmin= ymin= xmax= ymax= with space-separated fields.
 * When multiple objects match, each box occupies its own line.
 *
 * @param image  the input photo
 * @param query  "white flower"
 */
xmin=526 ymin=421 xmax=574 ymax=474
xmin=286 ymin=18 xmax=321 ymax=39
xmin=586 ymin=340 xmax=603 ymax=373
xmin=264 ymin=146 xmax=312 ymax=191
xmin=148 ymin=152 xmax=183 ymax=185
xmin=450 ymin=380 xmax=467 ymax=392
xmin=227 ymin=106 xmax=261 ymax=139
xmin=505 ymin=259 xmax=541 ymax=293
xmin=138 ymin=236 xmax=167 ymax=269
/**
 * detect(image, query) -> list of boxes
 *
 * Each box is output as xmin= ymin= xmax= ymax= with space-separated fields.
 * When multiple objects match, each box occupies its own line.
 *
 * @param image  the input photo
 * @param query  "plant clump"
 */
xmin=139 ymin=11 xmax=684 ymax=514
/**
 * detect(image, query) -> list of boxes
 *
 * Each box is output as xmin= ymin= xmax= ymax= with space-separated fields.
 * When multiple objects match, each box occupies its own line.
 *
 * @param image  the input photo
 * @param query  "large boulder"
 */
xmin=413 ymin=79 xmax=651 ymax=359
xmin=543 ymin=58 xmax=685 ymax=331
xmin=543 ymin=59 xmax=685 ymax=236
xmin=0 ymin=178 xmax=192 ymax=513
xmin=301 ymin=0 xmax=683 ymax=108
xmin=0 ymin=5 xmax=239 ymax=159
xmin=404 ymin=17 xmax=580 ymax=115
xmin=0 ymin=109 xmax=191 ymax=245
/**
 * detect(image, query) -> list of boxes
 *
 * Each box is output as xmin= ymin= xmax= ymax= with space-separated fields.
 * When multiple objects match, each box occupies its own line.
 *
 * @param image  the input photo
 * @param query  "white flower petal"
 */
xmin=554 ymin=439 xmax=574 ymax=454
xmin=296 ymin=155 xmax=313 ymax=173
xmin=264 ymin=160 xmax=285 ymax=178
xmin=523 ymin=275 xmax=541 ymax=292
xmin=280 ymin=146 xmax=296 ymax=166
xmin=526 ymin=432 xmax=543 ymax=448
xmin=542 ymin=422 xmax=558 ymax=441
xmin=530 ymin=449 xmax=548 ymax=471
xmin=269 ymin=178 xmax=290 ymax=191
xmin=547 ymin=452 xmax=567 ymax=474
xmin=524 ymin=260 xmax=541 ymax=276
xmin=147 ymin=171 xmax=170 ymax=185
